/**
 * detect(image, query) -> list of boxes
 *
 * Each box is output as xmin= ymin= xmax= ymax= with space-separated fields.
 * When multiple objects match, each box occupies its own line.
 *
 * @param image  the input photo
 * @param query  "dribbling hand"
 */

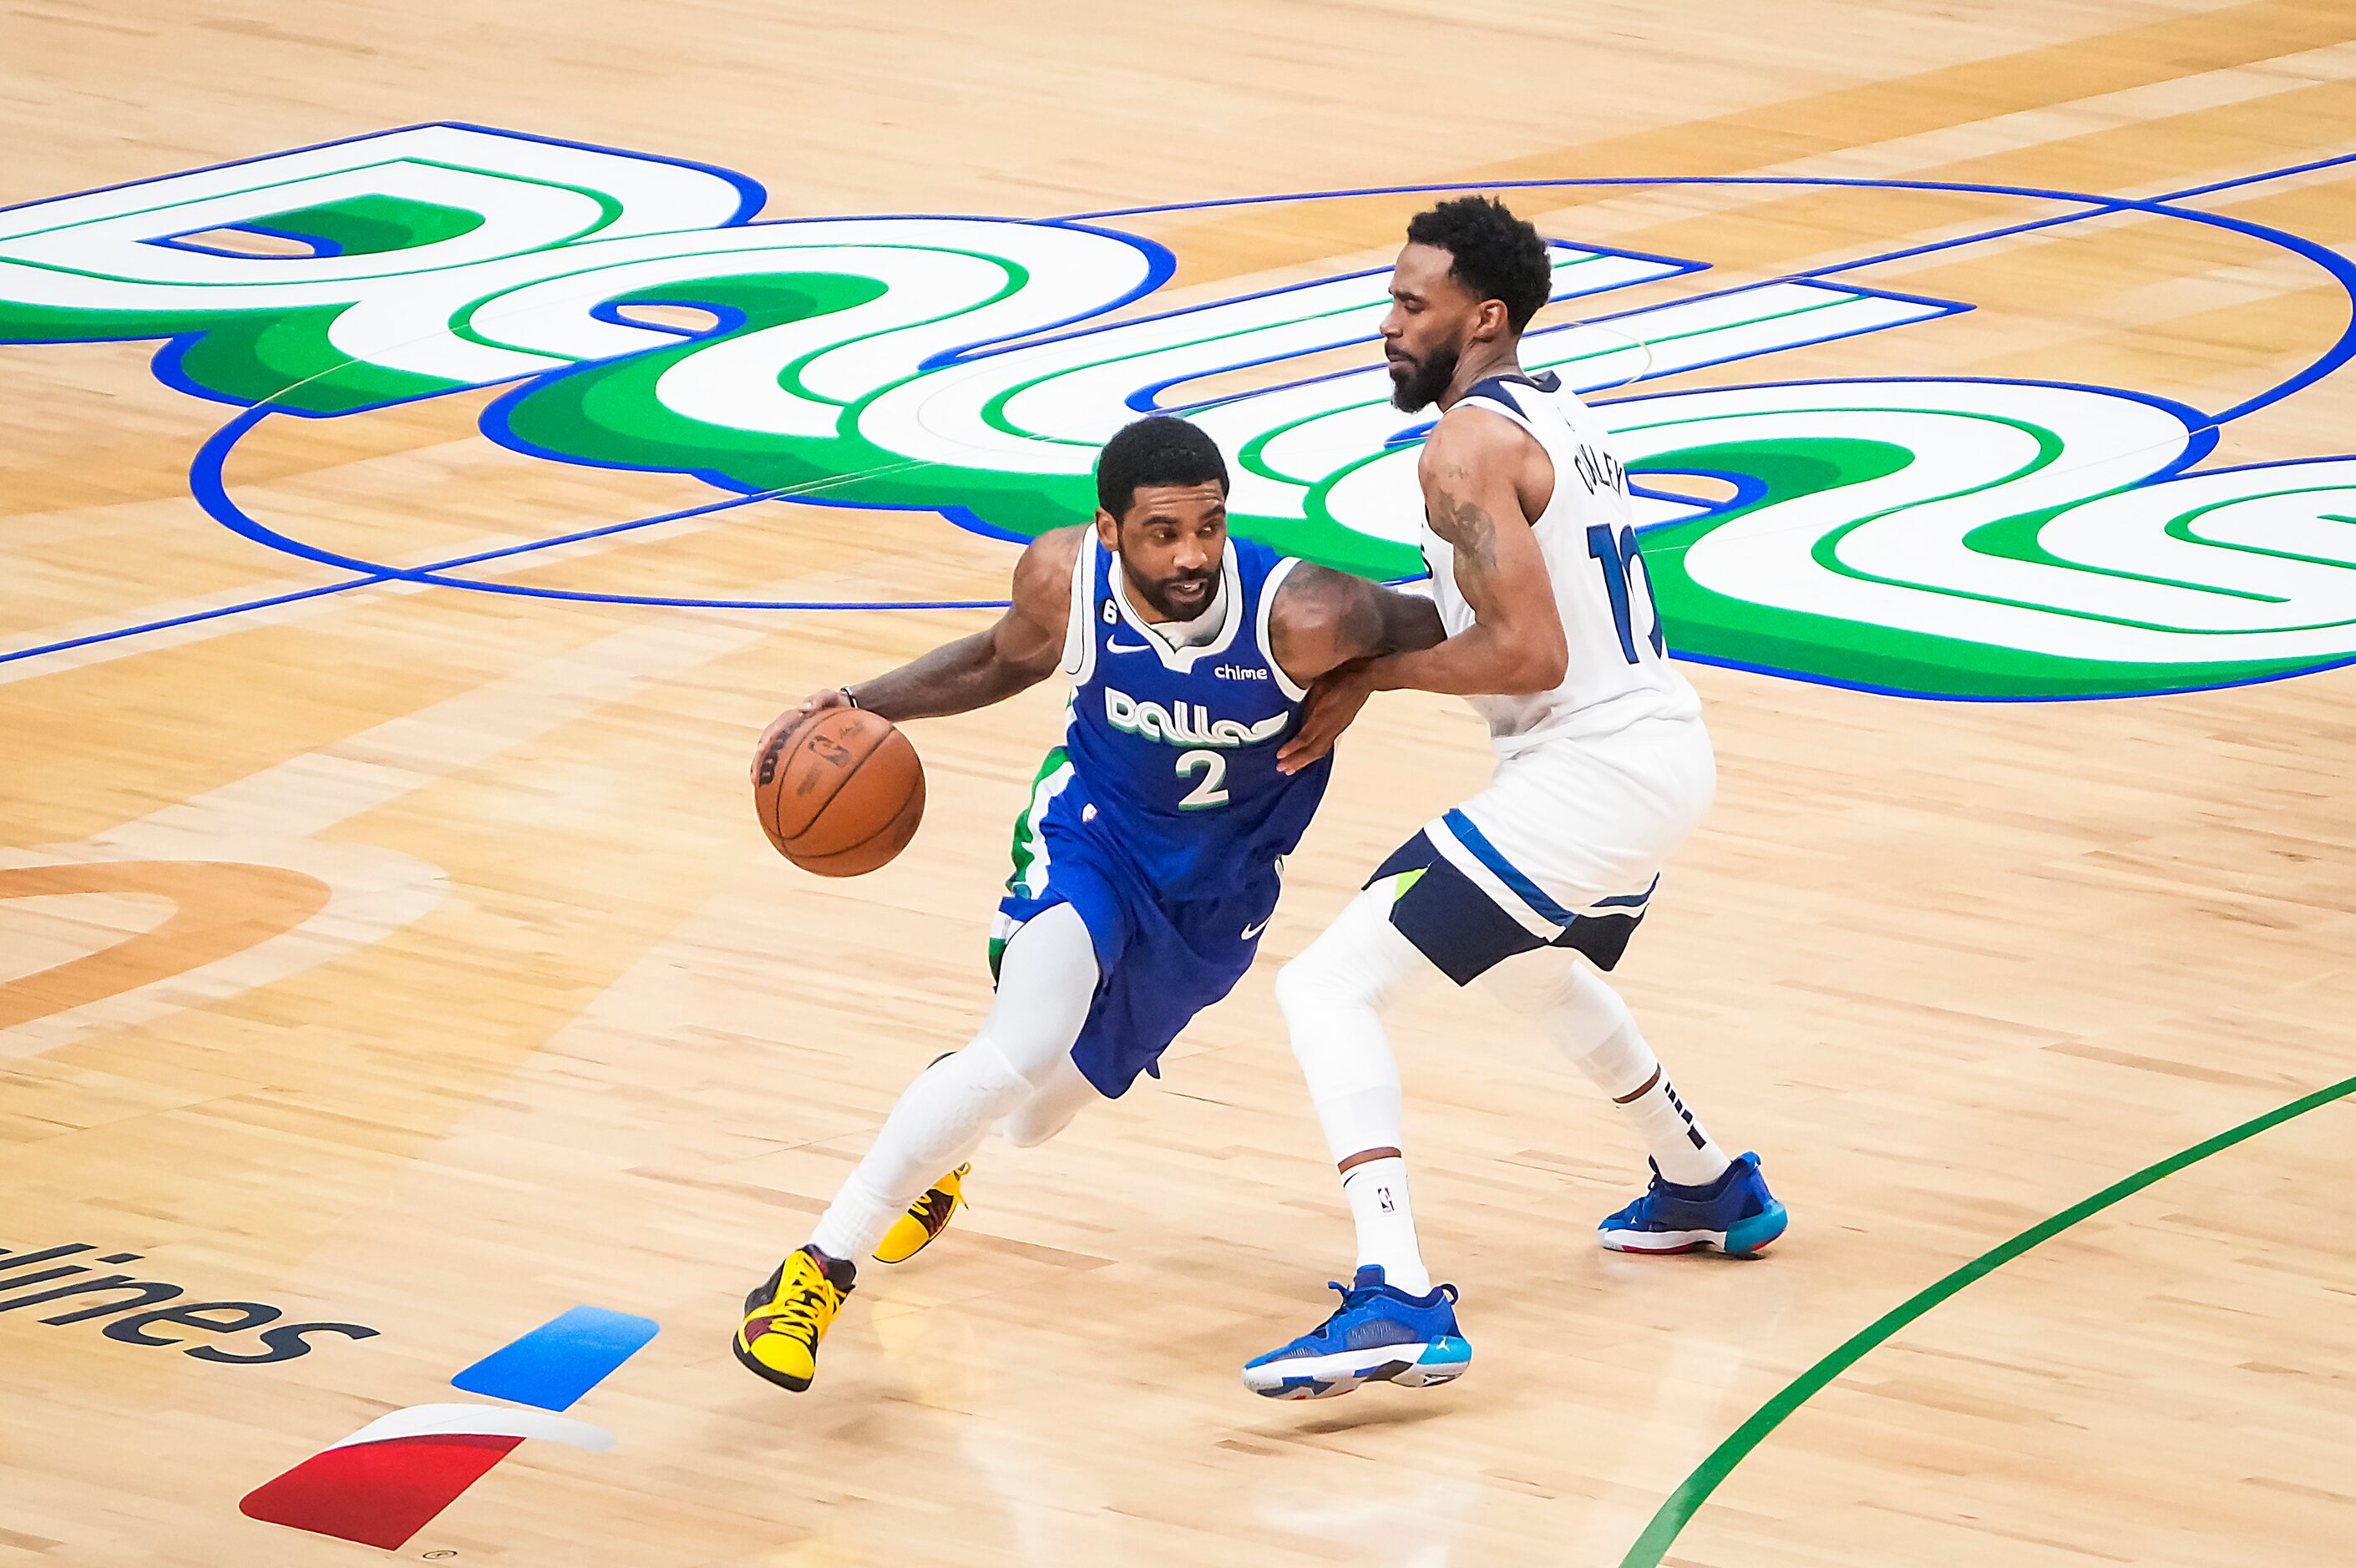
xmin=793 ymin=686 xmax=856 ymax=716
xmin=751 ymin=690 xmax=854 ymax=787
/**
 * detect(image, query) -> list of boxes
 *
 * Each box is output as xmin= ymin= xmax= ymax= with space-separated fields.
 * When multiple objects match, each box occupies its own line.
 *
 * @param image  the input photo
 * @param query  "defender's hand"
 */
xmin=1277 ymin=664 xmax=1376 ymax=773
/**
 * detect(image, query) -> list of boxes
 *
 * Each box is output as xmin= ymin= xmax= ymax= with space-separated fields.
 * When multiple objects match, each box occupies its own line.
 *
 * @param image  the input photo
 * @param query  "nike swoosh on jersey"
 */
xmin=1105 ymin=638 xmax=1154 ymax=653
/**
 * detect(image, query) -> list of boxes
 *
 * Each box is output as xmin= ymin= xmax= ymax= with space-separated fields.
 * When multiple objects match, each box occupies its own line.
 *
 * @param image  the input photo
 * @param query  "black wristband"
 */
xmin=839 ymin=686 xmax=861 ymax=710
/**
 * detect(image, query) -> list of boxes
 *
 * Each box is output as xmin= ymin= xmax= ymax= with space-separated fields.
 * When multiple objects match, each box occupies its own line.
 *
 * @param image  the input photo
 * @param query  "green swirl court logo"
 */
xmin=7 ymin=123 xmax=2353 ymax=700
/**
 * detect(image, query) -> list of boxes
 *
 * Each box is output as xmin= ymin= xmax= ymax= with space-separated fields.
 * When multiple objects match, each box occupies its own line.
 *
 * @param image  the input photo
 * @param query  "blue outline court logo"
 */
xmin=5 ymin=123 xmax=2353 ymax=701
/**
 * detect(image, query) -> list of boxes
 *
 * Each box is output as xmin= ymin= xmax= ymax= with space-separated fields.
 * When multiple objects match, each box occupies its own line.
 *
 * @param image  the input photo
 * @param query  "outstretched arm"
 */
xmin=1278 ymin=410 xmax=1566 ymax=771
xmin=774 ymin=528 xmax=1081 ymax=727
xmin=1263 ymin=564 xmax=1445 ymax=771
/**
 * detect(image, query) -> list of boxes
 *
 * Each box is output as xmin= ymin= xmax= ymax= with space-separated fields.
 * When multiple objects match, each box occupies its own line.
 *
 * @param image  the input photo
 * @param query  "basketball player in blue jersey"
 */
xmin=735 ymin=415 xmax=1444 ymax=1393
xmin=1243 ymin=198 xmax=1786 ymax=1400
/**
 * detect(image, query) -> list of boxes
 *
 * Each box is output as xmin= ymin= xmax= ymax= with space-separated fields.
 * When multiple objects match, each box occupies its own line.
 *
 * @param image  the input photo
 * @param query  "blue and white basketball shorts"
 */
xmin=994 ymin=784 xmax=1279 ymax=1100
xmin=1374 ymin=716 xmax=1716 ymax=986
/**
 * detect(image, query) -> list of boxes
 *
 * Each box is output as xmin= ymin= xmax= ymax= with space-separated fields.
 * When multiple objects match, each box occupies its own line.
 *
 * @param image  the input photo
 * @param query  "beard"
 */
xmin=1387 ymin=340 xmax=1460 ymax=412
xmin=1130 ymin=564 xmax=1219 ymax=620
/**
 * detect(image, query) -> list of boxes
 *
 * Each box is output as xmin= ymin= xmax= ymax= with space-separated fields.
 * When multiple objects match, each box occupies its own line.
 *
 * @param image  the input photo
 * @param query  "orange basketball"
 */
xmin=750 ymin=705 xmax=925 ymax=877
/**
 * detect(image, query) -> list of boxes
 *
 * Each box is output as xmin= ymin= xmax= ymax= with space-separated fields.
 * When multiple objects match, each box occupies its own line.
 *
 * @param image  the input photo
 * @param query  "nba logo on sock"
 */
xmin=240 ymin=1305 xmax=657 ymax=1551
xmin=1377 ymin=1186 xmax=1396 ymax=1213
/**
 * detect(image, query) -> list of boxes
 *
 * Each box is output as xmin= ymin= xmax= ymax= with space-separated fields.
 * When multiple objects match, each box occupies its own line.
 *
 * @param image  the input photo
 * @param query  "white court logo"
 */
xmin=2 ymin=123 xmax=2352 ymax=700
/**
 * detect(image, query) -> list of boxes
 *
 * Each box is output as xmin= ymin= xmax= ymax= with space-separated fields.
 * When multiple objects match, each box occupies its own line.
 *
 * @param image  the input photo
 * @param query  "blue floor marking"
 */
xmin=0 ymin=577 xmax=386 ymax=667
xmin=448 ymin=1305 xmax=660 ymax=1413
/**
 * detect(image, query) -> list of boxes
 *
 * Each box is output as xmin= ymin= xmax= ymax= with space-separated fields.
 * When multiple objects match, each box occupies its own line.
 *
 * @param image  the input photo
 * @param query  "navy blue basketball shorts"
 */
xmin=1365 ymin=721 xmax=1716 ymax=985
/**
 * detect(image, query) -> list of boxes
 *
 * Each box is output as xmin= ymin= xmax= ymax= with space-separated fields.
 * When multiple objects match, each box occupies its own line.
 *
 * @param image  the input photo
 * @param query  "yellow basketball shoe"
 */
xmin=733 ymin=1244 xmax=854 ymax=1392
xmin=874 ymin=1165 xmax=970 ymax=1264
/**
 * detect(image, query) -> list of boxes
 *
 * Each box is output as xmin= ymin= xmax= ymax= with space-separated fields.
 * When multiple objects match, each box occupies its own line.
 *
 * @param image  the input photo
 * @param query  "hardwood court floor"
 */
xmin=4 ymin=3 xmax=2355 ymax=1564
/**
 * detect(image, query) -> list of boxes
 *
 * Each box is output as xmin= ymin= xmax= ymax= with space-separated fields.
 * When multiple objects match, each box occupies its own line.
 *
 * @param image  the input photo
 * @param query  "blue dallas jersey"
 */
xmin=1056 ymin=530 xmax=1330 ymax=896
xmin=993 ymin=529 xmax=1331 ymax=1098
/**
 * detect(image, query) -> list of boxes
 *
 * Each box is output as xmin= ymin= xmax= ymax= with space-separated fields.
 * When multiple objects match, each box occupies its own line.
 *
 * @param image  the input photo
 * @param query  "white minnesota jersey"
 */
xmin=1421 ymin=370 xmax=1700 ymax=752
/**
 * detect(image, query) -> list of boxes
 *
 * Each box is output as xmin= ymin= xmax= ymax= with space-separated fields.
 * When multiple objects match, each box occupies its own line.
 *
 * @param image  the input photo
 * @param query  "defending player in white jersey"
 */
xmin=1243 ymin=197 xmax=1786 ymax=1401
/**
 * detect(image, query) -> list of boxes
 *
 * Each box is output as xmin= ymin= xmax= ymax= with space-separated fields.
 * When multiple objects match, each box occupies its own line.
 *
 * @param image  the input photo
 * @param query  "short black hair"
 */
xmin=1094 ymin=415 xmax=1229 ymax=518
xmin=1406 ymin=195 xmax=1553 ymax=331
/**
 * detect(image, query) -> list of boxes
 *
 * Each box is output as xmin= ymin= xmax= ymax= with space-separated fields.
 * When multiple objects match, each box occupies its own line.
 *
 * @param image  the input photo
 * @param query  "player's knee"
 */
xmin=1279 ymin=901 xmax=1397 ymax=1020
xmin=1554 ymin=962 xmax=1635 ymax=1045
xmin=998 ymin=1103 xmax=1072 ymax=1148
xmin=955 ymin=1034 xmax=1043 ymax=1100
xmin=1274 ymin=949 xmax=1341 ymax=1021
xmin=1480 ymin=951 xmax=1578 ymax=1019
xmin=972 ymin=1026 xmax=1092 ymax=1099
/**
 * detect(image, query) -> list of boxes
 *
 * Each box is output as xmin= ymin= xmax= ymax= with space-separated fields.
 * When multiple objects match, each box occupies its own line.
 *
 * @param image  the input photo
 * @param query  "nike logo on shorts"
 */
xmin=1241 ymin=918 xmax=1269 ymax=940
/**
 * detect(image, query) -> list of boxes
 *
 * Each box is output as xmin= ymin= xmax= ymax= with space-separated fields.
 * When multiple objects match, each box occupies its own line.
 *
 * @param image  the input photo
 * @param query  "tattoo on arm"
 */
xmin=1365 ymin=411 xmax=1567 ymax=696
xmin=1428 ymin=476 xmax=1506 ymax=599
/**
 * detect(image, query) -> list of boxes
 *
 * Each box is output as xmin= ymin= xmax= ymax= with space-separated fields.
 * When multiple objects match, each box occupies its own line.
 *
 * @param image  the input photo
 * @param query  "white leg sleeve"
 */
xmin=1274 ymin=887 xmax=1436 ymax=1163
xmin=997 ymin=1050 xmax=1101 ymax=1148
xmin=1275 ymin=885 xmax=1443 ymax=1293
xmin=808 ymin=902 xmax=1100 ymax=1261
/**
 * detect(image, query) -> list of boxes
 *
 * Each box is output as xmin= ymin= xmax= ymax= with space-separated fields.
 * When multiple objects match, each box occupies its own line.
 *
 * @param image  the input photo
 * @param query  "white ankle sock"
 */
xmin=1483 ymin=959 xmax=1730 ymax=1188
xmin=1612 ymin=1067 xmax=1729 ymax=1188
xmin=1341 ymin=1156 xmax=1430 ymax=1294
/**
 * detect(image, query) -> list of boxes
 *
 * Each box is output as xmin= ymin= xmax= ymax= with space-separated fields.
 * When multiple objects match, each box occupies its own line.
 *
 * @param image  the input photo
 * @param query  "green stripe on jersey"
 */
xmin=1004 ymin=746 xmax=1072 ymax=898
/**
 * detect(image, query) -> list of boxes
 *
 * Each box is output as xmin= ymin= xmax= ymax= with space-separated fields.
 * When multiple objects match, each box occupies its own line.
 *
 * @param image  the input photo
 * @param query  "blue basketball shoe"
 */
xmin=1241 ymin=1266 xmax=1472 ymax=1400
xmin=1599 ymin=1151 xmax=1786 ymax=1257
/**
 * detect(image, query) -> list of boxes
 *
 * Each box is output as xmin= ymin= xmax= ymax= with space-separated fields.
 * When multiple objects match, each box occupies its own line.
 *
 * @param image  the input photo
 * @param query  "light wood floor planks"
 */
xmin=3 ymin=3 xmax=2354 ymax=1563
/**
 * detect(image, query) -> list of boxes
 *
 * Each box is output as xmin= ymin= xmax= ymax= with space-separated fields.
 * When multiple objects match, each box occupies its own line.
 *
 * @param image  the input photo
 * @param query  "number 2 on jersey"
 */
xmin=1174 ymin=749 xmax=1230 ymax=811
xmin=1587 ymin=524 xmax=1665 ymax=664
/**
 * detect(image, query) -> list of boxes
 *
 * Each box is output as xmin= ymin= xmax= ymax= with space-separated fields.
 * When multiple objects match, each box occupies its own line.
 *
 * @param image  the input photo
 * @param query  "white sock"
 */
xmin=808 ymin=903 xmax=1099 ymax=1262
xmin=1340 ymin=1156 xmax=1430 ymax=1294
xmin=1276 ymin=886 xmax=1441 ymax=1292
xmin=1507 ymin=961 xmax=1730 ymax=1187
xmin=1608 ymin=1064 xmax=1728 ymax=1187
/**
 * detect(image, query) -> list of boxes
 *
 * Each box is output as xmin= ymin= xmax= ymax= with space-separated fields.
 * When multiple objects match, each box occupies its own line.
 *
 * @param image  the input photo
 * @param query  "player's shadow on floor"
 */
xmin=1242 ymin=1397 xmax=1465 ymax=1439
